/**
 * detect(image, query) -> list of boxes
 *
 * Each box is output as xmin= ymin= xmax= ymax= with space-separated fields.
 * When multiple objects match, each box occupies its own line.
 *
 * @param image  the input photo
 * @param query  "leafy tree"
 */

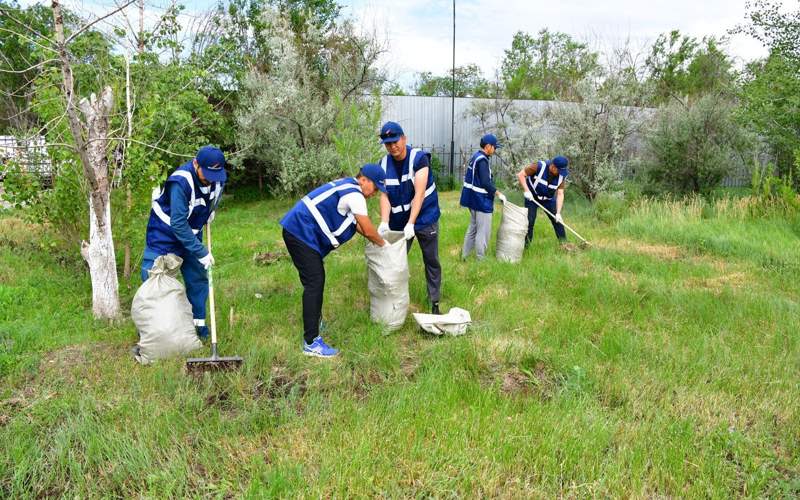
xmin=644 ymin=94 xmax=752 ymax=194
xmin=644 ymin=31 xmax=735 ymax=105
xmin=415 ymin=64 xmax=490 ymax=97
xmin=500 ymin=29 xmax=600 ymax=101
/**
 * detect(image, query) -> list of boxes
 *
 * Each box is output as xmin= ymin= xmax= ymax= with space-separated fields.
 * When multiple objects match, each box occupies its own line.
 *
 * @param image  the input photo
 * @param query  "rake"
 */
xmin=186 ymin=223 xmax=243 ymax=373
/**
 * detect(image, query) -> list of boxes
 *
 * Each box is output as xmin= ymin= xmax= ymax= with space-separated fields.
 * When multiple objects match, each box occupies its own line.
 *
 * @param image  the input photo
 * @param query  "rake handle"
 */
xmin=525 ymin=195 xmax=590 ymax=246
xmin=206 ymin=223 xmax=218 ymax=357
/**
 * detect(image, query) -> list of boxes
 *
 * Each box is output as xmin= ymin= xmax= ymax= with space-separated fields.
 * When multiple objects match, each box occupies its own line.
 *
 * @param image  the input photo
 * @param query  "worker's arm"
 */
xmin=355 ymin=214 xmax=385 ymax=246
xmin=517 ymin=163 xmax=538 ymax=192
xmin=379 ymin=192 xmax=390 ymax=223
xmin=169 ymin=183 xmax=208 ymax=259
xmin=475 ymin=157 xmax=497 ymax=198
xmin=408 ymin=166 xmax=428 ymax=225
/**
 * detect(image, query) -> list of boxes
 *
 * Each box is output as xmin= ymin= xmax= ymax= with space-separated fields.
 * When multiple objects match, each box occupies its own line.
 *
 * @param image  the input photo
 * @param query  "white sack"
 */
xmin=495 ymin=201 xmax=528 ymax=263
xmin=412 ymin=307 xmax=472 ymax=336
xmin=131 ymin=254 xmax=201 ymax=364
xmin=365 ymin=231 xmax=409 ymax=330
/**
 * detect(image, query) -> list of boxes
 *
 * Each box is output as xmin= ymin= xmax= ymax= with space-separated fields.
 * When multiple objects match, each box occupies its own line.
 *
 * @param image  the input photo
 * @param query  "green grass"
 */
xmin=1 ymin=192 xmax=798 ymax=497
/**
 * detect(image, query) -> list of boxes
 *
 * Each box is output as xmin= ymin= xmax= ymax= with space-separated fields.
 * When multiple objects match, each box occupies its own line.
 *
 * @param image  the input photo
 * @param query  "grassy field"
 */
xmin=1 ymin=190 xmax=799 ymax=497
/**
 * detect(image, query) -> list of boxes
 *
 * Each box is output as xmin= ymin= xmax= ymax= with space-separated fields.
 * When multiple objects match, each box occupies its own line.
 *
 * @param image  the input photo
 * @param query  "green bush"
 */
xmin=644 ymin=94 xmax=752 ymax=195
xmin=592 ymin=191 xmax=628 ymax=223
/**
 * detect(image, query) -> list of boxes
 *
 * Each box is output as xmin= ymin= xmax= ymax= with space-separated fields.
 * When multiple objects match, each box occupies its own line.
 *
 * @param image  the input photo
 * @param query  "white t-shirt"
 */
xmin=338 ymin=190 xmax=368 ymax=218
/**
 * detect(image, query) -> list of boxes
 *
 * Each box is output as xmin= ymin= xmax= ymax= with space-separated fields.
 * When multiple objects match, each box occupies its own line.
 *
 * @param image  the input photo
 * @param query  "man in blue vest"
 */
xmin=375 ymin=121 xmax=443 ymax=314
xmin=516 ymin=155 xmax=569 ymax=247
xmin=460 ymin=133 xmax=506 ymax=260
xmin=281 ymin=164 xmax=387 ymax=358
xmin=142 ymin=145 xmax=227 ymax=340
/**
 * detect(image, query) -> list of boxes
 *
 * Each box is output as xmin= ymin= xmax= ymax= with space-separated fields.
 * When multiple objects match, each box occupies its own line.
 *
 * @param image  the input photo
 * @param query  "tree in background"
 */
xmin=500 ymin=29 xmax=600 ymax=101
xmin=414 ymin=64 xmax=491 ymax=97
xmin=235 ymin=6 xmax=384 ymax=194
xmin=644 ymin=30 xmax=736 ymax=106
xmin=644 ymin=94 xmax=752 ymax=194
xmin=734 ymin=0 xmax=800 ymax=181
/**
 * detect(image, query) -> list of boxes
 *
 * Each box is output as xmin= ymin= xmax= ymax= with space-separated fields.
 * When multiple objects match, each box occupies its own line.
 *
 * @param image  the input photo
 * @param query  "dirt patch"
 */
xmin=252 ymin=250 xmax=287 ymax=266
xmin=598 ymin=238 xmax=683 ymax=260
xmin=685 ymin=272 xmax=748 ymax=291
xmin=253 ymin=365 xmax=308 ymax=401
xmin=352 ymin=369 xmax=385 ymax=399
xmin=498 ymin=361 xmax=561 ymax=400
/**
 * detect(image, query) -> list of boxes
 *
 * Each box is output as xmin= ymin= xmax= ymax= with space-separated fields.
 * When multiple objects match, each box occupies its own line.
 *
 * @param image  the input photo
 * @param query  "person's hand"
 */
xmin=199 ymin=252 xmax=215 ymax=270
xmin=378 ymin=221 xmax=390 ymax=236
xmin=497 ymin=192 xmax=507 ymax=203
xmin=554 ymin=213 xmax=564 ymax=225
xmin=524 ymin=191 xmax=534 ymax=202
xmin=403 ymin=223 xmax=415 ymax=240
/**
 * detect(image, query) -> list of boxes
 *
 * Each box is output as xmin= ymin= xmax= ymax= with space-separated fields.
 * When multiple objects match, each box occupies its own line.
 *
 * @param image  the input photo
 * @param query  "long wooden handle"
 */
xmin=207 ymin=223 xmax=217 ymax=348
xmin=526 ymin=195 xmax=591 ymax=246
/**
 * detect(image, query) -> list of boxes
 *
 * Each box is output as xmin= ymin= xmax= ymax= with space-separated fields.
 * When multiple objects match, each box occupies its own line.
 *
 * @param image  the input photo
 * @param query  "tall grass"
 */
xmin=0 ymin=192 xmax=798 ymax=497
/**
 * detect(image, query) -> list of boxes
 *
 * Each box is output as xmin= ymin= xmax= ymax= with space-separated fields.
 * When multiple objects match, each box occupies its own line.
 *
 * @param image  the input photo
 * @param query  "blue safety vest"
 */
xmin=526 ymin=160 xmax=566 ymax=200
xmin=381 ymin=146 xmax=440 ymax=230
xmin=146 ymin=161 xmax=222 ymax=256
xmin=459 ymin=151 xmax=493 ymax=213
xmin=280 ymin=177 xmax=363 ymax=257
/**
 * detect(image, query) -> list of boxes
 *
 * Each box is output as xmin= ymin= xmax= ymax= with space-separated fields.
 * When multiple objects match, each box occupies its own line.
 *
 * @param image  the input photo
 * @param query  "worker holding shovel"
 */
xmin=517 ymin=156 xmax=569 ymax=247
xmin=280 ymin=164 xmax=387 ymax=358
xmin=141 ymin=145 xmax=227 ymax=341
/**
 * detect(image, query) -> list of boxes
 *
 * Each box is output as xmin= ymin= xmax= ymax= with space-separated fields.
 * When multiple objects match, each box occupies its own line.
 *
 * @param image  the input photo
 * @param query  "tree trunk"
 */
xmin=53 ymin=0 xmax=120 ymax=319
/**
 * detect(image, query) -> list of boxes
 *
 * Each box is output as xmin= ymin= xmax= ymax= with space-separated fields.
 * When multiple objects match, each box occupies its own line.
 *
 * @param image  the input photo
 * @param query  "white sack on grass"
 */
xmin=365 ymin=230 xmax=409 ymax=330
xmin=131 ymin=254 xmax=201 ymax=364
xmin=412 ymin=307 xmax=472 ymax=336
xmin=496 ymin=201 xmax=528 ymax=263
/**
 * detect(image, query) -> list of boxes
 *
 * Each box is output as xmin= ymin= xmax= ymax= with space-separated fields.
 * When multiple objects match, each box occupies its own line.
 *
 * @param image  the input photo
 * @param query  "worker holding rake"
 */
xmin=517 ymin=156 xmax=570 ymax=247
xmin=141 ymin=145 xmax=227 ymax=341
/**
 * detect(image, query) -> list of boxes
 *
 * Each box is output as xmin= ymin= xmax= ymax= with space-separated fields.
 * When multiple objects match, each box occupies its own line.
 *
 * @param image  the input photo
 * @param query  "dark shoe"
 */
xmin=431 ymin=302 xmax=441 ymax=315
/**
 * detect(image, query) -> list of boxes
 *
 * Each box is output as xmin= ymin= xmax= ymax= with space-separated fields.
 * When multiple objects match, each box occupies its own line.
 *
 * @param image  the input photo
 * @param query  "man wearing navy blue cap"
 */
xmin=376 ymin=121 xmax=443 ymax=314
xmin=281 ymin=164 xmax=387 ymax=358
xmin=142 ymin=145 xmax=227 ymax=340
xmin=516 ymin=155 xmax=569 ymax=246
xmin=460 ymin=133 xmax=506 ymax=260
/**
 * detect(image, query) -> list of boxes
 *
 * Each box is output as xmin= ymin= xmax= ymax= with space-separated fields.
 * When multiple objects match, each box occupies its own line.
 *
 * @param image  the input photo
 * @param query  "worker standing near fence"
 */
xmin=376 ymin=121 xmax=443 ymax=315
xmin=141 ymin=145 xmax=227 ymax=340
xmin=280 ymin=164 xmax=387 ymax=358
xmin=517 ymin=156 xmax=569 ymax=247
xmin=460 ymin=133 xmax=506 ymax=260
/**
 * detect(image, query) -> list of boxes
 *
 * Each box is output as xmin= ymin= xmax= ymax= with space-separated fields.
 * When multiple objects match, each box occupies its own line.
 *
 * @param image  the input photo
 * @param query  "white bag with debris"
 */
xmin=495 ymin=201 xmax=528 ymax=263
xmin=131 ymin=253 xmax=201 ymax=364
xmin=365 ymin=230 xmax=409 ymax=330
xmin=412 ymin=307 xmax=472 ymax=336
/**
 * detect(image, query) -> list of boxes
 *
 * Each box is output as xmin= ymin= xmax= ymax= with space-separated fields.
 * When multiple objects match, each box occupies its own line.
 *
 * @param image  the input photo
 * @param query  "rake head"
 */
xmin=186 ymin=354 xmax=243 ymax=374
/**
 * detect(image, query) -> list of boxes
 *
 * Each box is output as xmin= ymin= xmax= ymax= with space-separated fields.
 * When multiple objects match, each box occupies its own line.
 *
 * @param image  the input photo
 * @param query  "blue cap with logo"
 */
xmin=379 ymin=121 xmax=404 ymax=144
xmin=196 ymin=145 xmax=227 ymax=183
xmin=359 ymin=163 xmax=386 ymax=192
xmin=551 ymin=155 xmax=569 ymax=176
xmin=480 ymin=133 xmax=502 ymax=148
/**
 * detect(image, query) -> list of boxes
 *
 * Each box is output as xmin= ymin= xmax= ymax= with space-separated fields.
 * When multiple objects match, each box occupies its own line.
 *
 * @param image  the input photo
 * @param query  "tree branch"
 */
xmin=65 ymin=0 xmax=138 ymax=45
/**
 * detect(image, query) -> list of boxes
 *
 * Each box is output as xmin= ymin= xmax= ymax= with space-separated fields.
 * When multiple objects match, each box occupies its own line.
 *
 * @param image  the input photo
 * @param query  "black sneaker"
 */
xmin=431 ymin=302 xmax=441 ymax=315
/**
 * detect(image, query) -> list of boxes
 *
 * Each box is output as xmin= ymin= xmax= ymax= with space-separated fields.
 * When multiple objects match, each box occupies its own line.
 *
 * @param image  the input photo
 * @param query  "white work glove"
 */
xmin=403 ymin=223 xmax=415 ymax=241
xmin=524 ymin=191 xmax=534 ymax=202
xmin=554 ymin=213 xmax=564 ymax=225
xmin=378 ymin=221 xmax=390 ymax=236
xmin=497 ymin=192 xmax=507 ymax=203
xmin=199 ymin=252 xmax=215 ymax=270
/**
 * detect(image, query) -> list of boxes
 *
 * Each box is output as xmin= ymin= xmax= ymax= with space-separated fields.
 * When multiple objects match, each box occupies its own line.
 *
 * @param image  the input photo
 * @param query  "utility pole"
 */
xmin=449 ymin=0 xmax=455 ymax=178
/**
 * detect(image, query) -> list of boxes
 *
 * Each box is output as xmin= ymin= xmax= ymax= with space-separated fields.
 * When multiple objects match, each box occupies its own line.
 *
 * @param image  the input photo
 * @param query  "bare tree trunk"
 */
xmin=53 ymin=0 xmax=121 ymax=319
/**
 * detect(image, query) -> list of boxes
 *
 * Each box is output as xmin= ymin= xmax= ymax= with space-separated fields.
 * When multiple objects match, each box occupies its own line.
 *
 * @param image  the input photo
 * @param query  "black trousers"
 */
xmin=525 ymin=198 xmax=566 ymax=247
xmin=405 ymin=222 xmax=442 ymax=303
xmin=283 ymin=229 xmax=325 ymax=344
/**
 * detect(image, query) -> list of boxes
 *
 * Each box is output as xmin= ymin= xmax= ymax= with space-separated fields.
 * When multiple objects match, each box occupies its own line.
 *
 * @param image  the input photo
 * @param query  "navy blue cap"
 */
xmin=552 ymin=155 xmax=569 ymax=176
xmin=359 ymin=163 xmax=386 ymax=193
xmin=379 ymin=121 xmax=404 ymax=144
xmin=480 ymin=133 xmax=502 ymax=149
xmin=196 ymin=146 xmax=227 ymax=183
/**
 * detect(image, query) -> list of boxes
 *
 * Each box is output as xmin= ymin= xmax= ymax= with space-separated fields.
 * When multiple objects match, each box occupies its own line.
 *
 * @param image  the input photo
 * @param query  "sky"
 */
xmin=22 ymin=0 xmax=771 ymax=89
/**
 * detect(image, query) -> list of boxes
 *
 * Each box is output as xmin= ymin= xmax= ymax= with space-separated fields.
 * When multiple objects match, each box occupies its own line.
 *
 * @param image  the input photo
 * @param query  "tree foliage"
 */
xmin=415 ymin=64 xmax=491 ymax=97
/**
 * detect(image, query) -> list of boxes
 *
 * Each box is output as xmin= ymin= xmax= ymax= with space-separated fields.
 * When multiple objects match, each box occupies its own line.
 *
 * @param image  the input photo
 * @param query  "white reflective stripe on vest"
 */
xmin=151 ymin=170 xmax=202 ymax=234
xmin=301 ymin=182 xmax=362 ymax=248
xmin=391 ymin=203 xmax=411 ymax=214
xmin=531 ymin=162 xmax=563 ymax=195
xmin=463 ymin=154 xmax=488 ymax=193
